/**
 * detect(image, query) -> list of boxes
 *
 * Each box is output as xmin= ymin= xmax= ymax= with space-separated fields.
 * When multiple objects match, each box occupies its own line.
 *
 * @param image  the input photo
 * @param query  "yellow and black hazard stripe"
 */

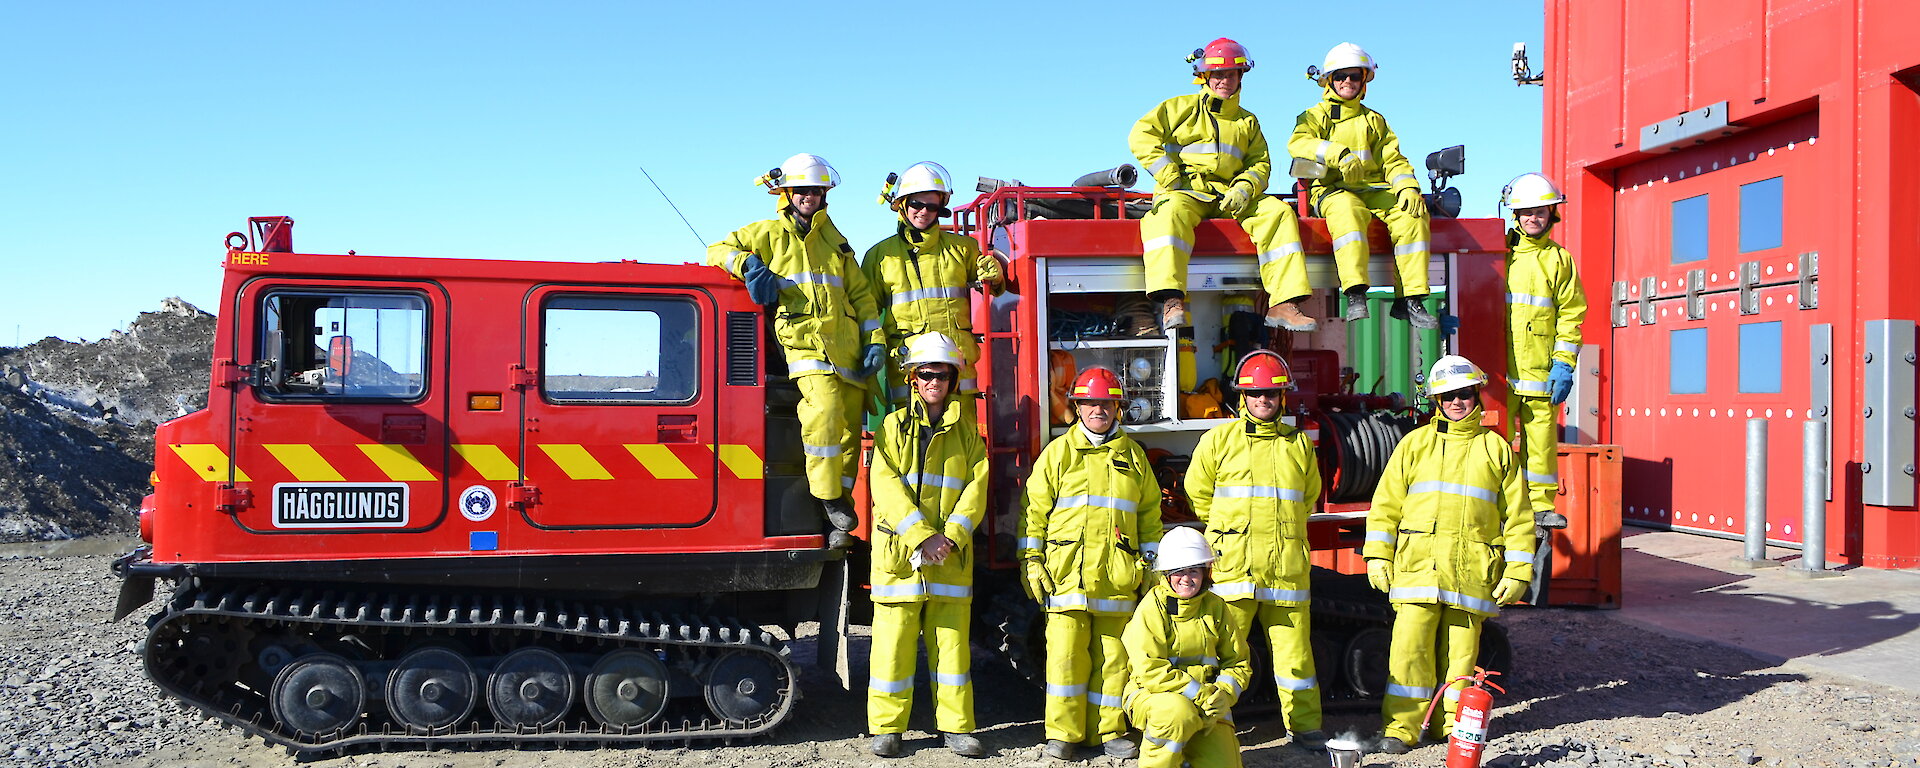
xmin=166 ymin=443 xmax=766 ymax=483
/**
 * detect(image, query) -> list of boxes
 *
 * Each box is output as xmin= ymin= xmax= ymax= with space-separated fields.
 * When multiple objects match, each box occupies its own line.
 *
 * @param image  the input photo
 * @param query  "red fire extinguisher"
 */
xmin=1420 ymin=667 xmax=1505 ymax=768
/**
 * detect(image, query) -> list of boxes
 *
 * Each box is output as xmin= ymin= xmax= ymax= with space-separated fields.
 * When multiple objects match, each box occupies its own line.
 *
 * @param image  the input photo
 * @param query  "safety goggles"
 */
xmin=914 ymin=369 xmax=955 ymax=382
xmin=1329 ymin=69 xmax=1367 ymax=83
xmin=902 ymin=199 xmax=950 ymax=214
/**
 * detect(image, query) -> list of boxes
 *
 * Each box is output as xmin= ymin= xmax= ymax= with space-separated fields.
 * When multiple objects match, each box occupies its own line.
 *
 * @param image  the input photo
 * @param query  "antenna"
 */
xmin=637 ymin=163 xmax=707 ymax=247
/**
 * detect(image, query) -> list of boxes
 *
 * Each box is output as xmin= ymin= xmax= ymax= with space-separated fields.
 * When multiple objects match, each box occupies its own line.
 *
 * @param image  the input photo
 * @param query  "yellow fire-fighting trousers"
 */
xmin=1141 ymin=194 xmax=1309 ymax=301
xmin=867 ymin=601 xmax=974 ymax=734
xmin=1382 ymin=602 xmax=1483 ymax=742
xmin=1222 ymin=601 xmax=1322 ymax=733
xmin=1044 ymin=611 xmax=1130 ymax=746
xmin=1508 ymin=393 xmax=1561 ymax=514
xmin=1317 ymin=188 xmax=1430 ymax=296
xmin=794 ymin=374 xmax=864 ymax=500
xmin=1127 ymin=691 xmax=1245 ymax=768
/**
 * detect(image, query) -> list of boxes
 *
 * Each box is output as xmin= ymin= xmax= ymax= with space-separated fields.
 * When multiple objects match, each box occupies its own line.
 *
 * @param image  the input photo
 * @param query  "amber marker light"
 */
xmin=469 ymin=393 xmax=503 ymax=411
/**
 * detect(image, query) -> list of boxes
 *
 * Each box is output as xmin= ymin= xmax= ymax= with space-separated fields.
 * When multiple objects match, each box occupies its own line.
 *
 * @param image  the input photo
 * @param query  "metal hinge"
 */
xmin=215 ymin=484 xmax=253 ymax=513
xmin=1739 ymin=261 xmax=1762 ymax=315
xmin=507 ymin=482 xmax=541 ymax=509
xmin=1611 ymin=281 xmax=1629 ymax=327
xmin=510 ymin=364 xmax=539 ymax=391
xmin=1638 ymin=277 xmax=1657 ymax=325
xmin=1685 ymin=269 xmax=1706 ymax=320
xmin=215 ymin=359 xmax=250 ymax=389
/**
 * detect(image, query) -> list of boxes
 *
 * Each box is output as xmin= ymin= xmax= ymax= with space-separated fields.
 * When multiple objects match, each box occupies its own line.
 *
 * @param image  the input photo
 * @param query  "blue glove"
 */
xmin=1548 ymin=360 xmax=1575 ymax=405
xmin=859 ymin=344 xmax=887 ymax=379
xmin=741 ymin=255 xmax=782 ymax=307
xmin=1439 ymin=313 xmax=1460 ymax=337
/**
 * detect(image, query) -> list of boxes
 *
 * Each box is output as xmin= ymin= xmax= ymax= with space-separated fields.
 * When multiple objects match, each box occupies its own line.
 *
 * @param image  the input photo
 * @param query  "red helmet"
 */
xmin=1232 ymin=350 xmax=1293 ymax=391
xmin=1190 ymin=38 xmax=1254 ymax=76
xmin=1069 ymin=366 xmax=1127 ymax=402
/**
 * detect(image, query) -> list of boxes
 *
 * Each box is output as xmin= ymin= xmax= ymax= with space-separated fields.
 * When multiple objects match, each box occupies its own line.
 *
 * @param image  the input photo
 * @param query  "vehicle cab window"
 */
xmin=542 ymin=295 xmax=698 ymax=404
xmin=259 ymin=291 xmax=428 ymax=400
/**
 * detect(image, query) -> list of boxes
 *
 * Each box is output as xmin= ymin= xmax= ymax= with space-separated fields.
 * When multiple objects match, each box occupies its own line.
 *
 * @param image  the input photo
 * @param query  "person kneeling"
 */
xmin=1122 ymin=526 xmax=1251 ymax=768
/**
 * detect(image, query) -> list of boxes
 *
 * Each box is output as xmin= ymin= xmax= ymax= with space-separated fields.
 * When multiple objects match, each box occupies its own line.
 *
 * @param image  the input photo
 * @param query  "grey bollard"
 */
xmin=1796 ymin=419 xmax=1839 ymax=577
xmin=1731 ymin=419 xmax=1779 ymax=568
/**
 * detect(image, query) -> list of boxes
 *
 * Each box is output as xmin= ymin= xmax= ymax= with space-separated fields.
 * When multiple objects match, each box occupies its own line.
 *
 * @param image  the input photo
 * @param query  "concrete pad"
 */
xmin=1611 ymin=527 xmax=1920 ymax=695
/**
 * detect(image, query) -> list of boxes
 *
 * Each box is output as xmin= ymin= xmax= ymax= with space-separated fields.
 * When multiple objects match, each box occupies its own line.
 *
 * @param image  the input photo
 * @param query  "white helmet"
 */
xmin=1426 ymin=355 xmax=1488 ymax=397
xmin=761 ymin=153 xmax=840 ymax=192
xmin=1155 ymin=526 xmax=1217 ymax=572
xmin=1503 ymin=172 xmax=1565 ymax=210
xmin=1316 ymin=42 xmax=1378 ymax=86
xmin=901 ymin=332 xmax=963 ymax=370
xmin=888 ymin=161 xmax=953 ymax=208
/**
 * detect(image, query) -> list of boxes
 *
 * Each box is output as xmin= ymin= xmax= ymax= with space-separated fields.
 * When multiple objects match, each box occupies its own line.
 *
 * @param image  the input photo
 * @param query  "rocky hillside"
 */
xmin=0 ymin=299 xmax=214 ymax=541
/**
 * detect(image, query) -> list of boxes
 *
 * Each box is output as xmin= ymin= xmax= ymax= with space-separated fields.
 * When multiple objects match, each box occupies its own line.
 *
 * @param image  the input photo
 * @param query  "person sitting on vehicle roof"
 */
xmin=1131 ymin=37 xmax=1318 ymax=333
xmin=707 ymin=153 xmax=884 ymax=550
xmin=1290 ymin=42 xmax=1440 ymax=330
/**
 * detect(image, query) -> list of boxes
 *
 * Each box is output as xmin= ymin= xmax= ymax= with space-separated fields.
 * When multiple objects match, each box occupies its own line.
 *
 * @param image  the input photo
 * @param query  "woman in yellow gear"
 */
xmin=1184 ymin=350 xmax=1326 ymax=749
xmin=1288 ymin=42 xmax=1439 ymax=329
xmin=862 ymin=161 xmax=1005 ymax=413
xmin=1363 ymin=355 xmax=1535 ymax=753
xmin=866 ymin=333 xmax=988 ymax=758
xmin=707 ymin=153 xmax=886 ymax=549
xmin=1501 ymin=172 xmax=1588 ymax=529
xmin=1131 ymin=37 xmax=1316 ymax=332
xmin=1122 ymin=526 xmax=1252 ymax=768
xmin=1020 ymin=366 xmax=1164 ymax=761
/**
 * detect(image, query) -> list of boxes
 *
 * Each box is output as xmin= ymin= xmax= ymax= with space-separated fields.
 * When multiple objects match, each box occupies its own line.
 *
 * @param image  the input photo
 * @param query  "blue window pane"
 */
xmin=1739 ymin=321 xmax=1783 ymax=393
xmin=1671 ymin=194 xmax=1709 ymax=263
xmin=1740 ymin=177 xmax=1784 ymax=253
xmin=1670 ymin=328 xmax=1708 ymax=394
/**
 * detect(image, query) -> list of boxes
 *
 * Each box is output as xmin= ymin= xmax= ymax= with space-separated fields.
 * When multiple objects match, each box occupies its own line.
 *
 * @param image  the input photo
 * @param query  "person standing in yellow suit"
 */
xmin=708 ymin=153 xmax=885 ymax=549
xmin=1289 ymin=42 xmax=1439 ymax=329
xmin=1122 ymin=526 xmax=1252 ymax=768
xmin=1501 ymin=172 xmax=1588 ymax=529
xmin=1184 ymin=350 xmax=1326 ymax=750
xmin=1363 ymin=355 xmax=1535 ymax=754
xmin=1020 ymin=366 xmax=1164 ymax=761
xmin=862 ymin=161 xmax=1004 ymax=413
xmin=866 ymin=333 xmax=987 ymax=758
xmin=1131 ymin=37 xmax=1317 ymax=332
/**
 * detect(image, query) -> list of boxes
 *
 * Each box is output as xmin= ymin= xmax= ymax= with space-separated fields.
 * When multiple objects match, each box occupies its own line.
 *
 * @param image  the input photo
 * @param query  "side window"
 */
xmin=1669 ymin=328 xmax=1708 ymax=394
xmin=260 ymin=292 xmax=428 ymax=400
xmin=543 ymin=295 xmax=699 ymax=404
xmin=1670 ymin=194 xmax=1709 ymax=263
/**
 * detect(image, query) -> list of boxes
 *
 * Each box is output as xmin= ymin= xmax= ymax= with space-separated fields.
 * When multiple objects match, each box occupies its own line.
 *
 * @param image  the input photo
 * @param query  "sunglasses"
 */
xmin=790 ymin=186 xmax=828 ymax=197
xmin=1167 ymin=566 xmax=1207 ymax=579
xmin=1437 ymin=389 xmax=1477 ymax=403
xmin=915 ymin=370 xmax=955 ymax=382
xmin=1330 ymin=70 xmax=1367 ymax=83
xmin=902 ymin=199 xmax=950 ymax=214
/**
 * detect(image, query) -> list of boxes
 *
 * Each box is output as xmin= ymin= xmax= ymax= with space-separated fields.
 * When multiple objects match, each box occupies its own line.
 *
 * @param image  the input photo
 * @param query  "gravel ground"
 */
xmin=3 ymin=539 xmax=1917 ymax=768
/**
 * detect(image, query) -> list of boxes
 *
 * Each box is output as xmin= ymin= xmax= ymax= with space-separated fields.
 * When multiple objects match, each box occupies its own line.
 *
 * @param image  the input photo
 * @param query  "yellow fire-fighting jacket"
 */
xmin=1129 ymin=89 xmax=1275 ymax=197
xmin=707 ymin=209 xmax=883 ymax=383
xmin=1186 ymin=412 xmax=1322 ymax=606
xmin=1289 ymin=88 xmax=1419 ymax=195
xmin=1020 ymin=427 xmax=1165 ymax=616
xmin=1122 ymin=580 xmax=1253 ymax=712
xmin=861 ymin=221 xmax=1002 ymax=399
xmin=1362 ymin=407 xmax=1535 ymax=616
xmin=1505 ymin=228 xmax=1588 ymax=399
xmin=868 ymin=397 xmax=988 ymax=604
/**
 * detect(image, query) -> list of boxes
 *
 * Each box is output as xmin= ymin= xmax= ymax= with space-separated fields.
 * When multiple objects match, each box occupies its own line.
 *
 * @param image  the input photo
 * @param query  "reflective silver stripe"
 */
xmin=1181 ymin=679 xmax=1204 ymax=700
xmin=1408 ymin=481 xmax=1498 ymax=503
xmin=934 ymin=671 xmax=970 ymax=687
xmin=842 ymin=475 xmax=856 ymax=489
xmin=1444 ymin=686 xmax=1462 ymax=702
xmin=1390 ymin=173 xmax=1417 ymax=185
xmin=926 ymin=582 xmax=973 ymax=599
xmin=787 ymin=359 xmax=860 ymax=379
xmin=1506 ymin=292 xmax=1555 ymax=308
xmin=890 ymin=286 xmax=968 ymax=306
xmin=724 ymin=249 xmax=749 ymax=269
xmin=1389 ymin=585 xmax=1500 ymax=613
xmin=1365 ymin=530 xmax=1396 ymax=545
xmin=1392 ymin=240 xmax=1429 ymax=256
xmin=862 ymin=319 xmax=881 ymax=334
xmin=1018 ymin=536 xmax=1042 ymax=551
xmin=1213 ymin=485 xmax=1305 ymax=501
xmin=1511 ymin=378 xmax=1551 ymax=394
xmin=1314 ymin=141 xmax=1332 ymax=161
xmin=897 ymin=510 xmax=926 ymax=530
xmin=1211 ymin=581 xmax=1256 ymax=598
xmin=1142 ymin=235 xmax=1192 ymax=255
xmin=871 ymin=583 xmax=924 ymax=598
xmin=1146 ymin=155 xmax=1173 ymax=174
xmin=1046 ymin=682 xmax=1087 ymax=698
xmin=870 ymin=675 xmax=914 ymax=693
xmin=1091 ymin=597 xmax=1138 ymax=613
xmin=1170 ymin=655 xmax=1220 ymax=667
xmin=1525 ymin=470 xmax=1558 ymax=485
xmin=1331 ymin=231 xmax=1366 ymax=252
xmin=958 ymin=377 xmax=978 ymax=391
xmin=1047 ymin=594 xmax=1138 ymax=612
xmin=946 ymin=512 xmax=977 ymax=535
xmin=1275 ymin=675 xmax=1318 ymax=691
xmin=1088 ymin=690 xmax=1125 ymax=709
xmin=1555 ymin=341 xmax=1580 ymax=355
xmin=1257 ymin=241 xmax=1304 ymax=266
xmin=1255 ymin=587 xmax=1310 ymax=602
xmin=1053 ymin=494 xmax=1139 ymax=513
xmin=904 ymin=472 xmax=967 ymax=491
xmin=785 ymin=271 xmax=842 ymax=287
xmin=1145 ymin=735 xmax=1186 ymax=754
xmin=802 ymin=442 xmax=843 ymax=458
xmin=1222 ymin=676 xmax=1244 ymax=695
xmin=1386 ymin=682 xmax=1434 ymax=699
xmin=1169 ymin=142 xmax=1245 ymax=160
xmin=1355 ymin=149 xmax=1375 ymax=161
xmin=1505 ymin=549 xmax=1535 ymax=564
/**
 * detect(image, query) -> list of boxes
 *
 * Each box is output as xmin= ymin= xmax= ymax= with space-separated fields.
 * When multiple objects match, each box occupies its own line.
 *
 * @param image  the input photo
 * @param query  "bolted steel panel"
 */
xmin=1861 ymin=320 xmax=1916 ymax=507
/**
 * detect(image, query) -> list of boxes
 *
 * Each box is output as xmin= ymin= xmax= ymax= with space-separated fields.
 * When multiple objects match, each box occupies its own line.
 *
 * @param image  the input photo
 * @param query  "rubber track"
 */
xmin=142 ymin=582 xmax=798 ymax=753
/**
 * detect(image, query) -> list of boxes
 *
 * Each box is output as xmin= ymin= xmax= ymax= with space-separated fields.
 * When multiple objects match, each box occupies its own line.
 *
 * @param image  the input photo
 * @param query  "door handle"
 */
xmin=657 ymin=415 xmax=698 ymax=444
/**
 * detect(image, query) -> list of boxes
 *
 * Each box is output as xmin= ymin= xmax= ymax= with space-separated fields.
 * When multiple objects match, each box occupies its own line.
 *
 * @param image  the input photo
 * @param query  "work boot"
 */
xmin=1391 ymin=295 xmax=1440 ymax=329
xmin=870 ymin=733 xmax=903 ymax=758
xmin=944 ymin=732 xmax=985 ymax=757
xmin=1102 ymin=737 xmax=1139 ymax=759
xmin=1160 ymin=296 xmax=1189 ymax=329
xmin=827 ymin=530 xmax=857 ymax=550
xmin=1043 ymin=739 xmax=1076 ymax=761
xmin=1265 ymin=300 xmax=1319 ymax=332
xmin=822 ymin=497 xmax=858 ymax=532
xmin=1342 ymin=287 xmax=1370 ymax=321
xmin=1375 ymin=736 xmax=1411 ymax=755
xmin=1536 ymin=510 xmax=1570 ymax=529
xmin=1292 ymin=730 xmax=1328 ymax=750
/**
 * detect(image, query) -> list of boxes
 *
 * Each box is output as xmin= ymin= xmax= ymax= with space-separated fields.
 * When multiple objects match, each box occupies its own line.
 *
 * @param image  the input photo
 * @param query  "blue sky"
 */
xmin=0 ymin=2 xmax=1542 ymax=345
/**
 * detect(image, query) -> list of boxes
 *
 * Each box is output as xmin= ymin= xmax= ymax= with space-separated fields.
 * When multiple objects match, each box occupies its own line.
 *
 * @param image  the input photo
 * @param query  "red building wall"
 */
xmin=1545 ymin=0 xmax=1920 ymax=567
